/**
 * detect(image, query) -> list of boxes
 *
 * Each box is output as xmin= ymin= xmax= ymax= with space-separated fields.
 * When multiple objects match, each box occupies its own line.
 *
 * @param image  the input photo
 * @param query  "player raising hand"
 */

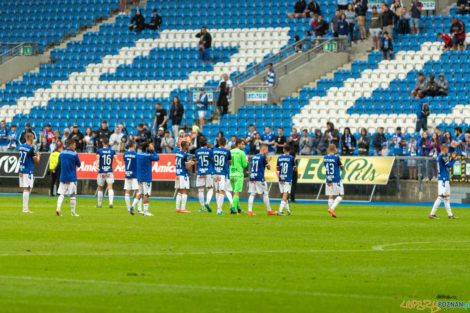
xmin=95 ymin=137 xmax=122 ymax=209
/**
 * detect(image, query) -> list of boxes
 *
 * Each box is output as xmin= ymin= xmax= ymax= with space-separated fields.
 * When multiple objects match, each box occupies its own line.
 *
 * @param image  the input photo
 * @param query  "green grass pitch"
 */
xmin=0 ymin=195 xmax=469 ymax=313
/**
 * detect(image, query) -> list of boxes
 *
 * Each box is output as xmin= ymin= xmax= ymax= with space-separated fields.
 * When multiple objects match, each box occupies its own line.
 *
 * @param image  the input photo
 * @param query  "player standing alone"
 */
xmin=324 ymin=144 xmax=344 ymax=218
xmin=123 ymin=140 xmax=141 ymax=214
xmin=429 ymin=143 xmax=459 ymax=219
xmin=95 ymin=137 xmax=122 ymax=208
xmin=277 ymin=145 xmax=296 ymax=215
xmin=248 ymin=144 xmax=277 ymax=216
xmin=175 ymin=141 xmax=195 ymax=213
xmin=212 ymin=137 xmax=232 ymax=215
xmin=195 ymin=138 xmax=214 ymax=213
xmin=56 ymin=140 xmax=81 ymax=216
xmin=18 ymin=133 xmax=40 ymax=213
xmin=130 ymin=142 xmax=159 ymax=216
xmin=229 ymin=139 xmax=248 ymax=214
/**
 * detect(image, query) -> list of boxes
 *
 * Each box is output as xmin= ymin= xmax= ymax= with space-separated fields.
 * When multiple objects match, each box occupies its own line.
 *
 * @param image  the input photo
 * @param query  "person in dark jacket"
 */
xmin=170 ymin=96 xmax=184 ymax=137
xmin=337 ymin=13 xmax=349 ymax=39
xmin=95 ymin=120 xmax=112 ymax=150
xmin=396 ymin=8 xmax=411 ymax=35
xmin=135 ymin=123 xmax=151 ymax=146
xmin=19 ymin=123 xmax=37 ymax=145
xmin=357 ymin=128 xmax=370 ymax=156
xmin=306 ymin=0 xmax=321 ymax=16
xmin=381 ymin=4 xmax=396 ymax=39
xmin=312 ymin=129 xmax=322 ymax=154
xmin=196 ymin=27 xmax=212 ymax=63
xmin=355 ymin=0 xmax=368 ymax=40
xmin=325 ymin=121 xmax=340 ymax=148
xmin=147 ymin=9 xmax=162 ymax=30
xmin=372 ymin=127 xmax=387 ymax=156
xmin=313 ymin=15 xmax=329 ymax=37
xmin=129 ymin=9 xmax=145 ymax=32
xmin=153 ymin=127 xmax=164 ymax=153
xmin=380 ymin=31 xmax=394 ymax=60
xmin=341 ymin=127 xmax=356 ymax=155
xmin=288 ymin=0 xmax=307 ymax=19
xmin=68 ymin=125 xmax=85 ymax=152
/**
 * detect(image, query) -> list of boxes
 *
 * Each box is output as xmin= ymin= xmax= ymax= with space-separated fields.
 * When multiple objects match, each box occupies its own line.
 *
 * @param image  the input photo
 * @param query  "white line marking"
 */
xmin=372 ymin=240 xmax=470 ymax=251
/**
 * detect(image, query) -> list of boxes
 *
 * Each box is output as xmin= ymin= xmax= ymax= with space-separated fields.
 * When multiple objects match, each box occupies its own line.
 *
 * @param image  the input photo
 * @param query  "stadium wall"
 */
xmin=0 ymin=55 xmax=49 ymax=85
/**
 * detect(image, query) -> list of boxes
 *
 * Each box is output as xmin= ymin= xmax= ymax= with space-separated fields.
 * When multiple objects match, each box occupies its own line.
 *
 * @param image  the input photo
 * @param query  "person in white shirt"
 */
xmin=109 ymin=126 xmax=124 ymax=152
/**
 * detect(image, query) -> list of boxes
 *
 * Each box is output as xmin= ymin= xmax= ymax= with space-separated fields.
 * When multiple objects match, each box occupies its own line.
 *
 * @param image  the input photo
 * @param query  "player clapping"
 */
xmin=56 ymin=140 xmax=81 ymax=216
xmin=195 ymin=138 xmax=214 ymax=213
xmin=95 ymin=137 xmax=122 ymax=209
xmin=277 ymin=145 xmax=296 ymax=215
xmin=123 ymin=140 xmax=141 ymax=214
xmin=175 ymin=141 xmax=194 ymax=213
xmin=18 ymin=133 xmax=40 ymax=213
xmin=324 ymin=144 xmax=344 ymax=218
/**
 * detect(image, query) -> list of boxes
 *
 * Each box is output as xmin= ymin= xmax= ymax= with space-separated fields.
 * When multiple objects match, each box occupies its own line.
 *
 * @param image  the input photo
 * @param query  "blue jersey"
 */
xmin=195 ymin=147 xmax=213 ymax=175
xmin=0 ymin=127 xmax=8 ymax=146
xmin=212 ymin=147 xmax=231 ymax=175
xmin=136 ymin=151 xmax=159 ymax=182
xmin=391 ymin=134 xmax=407 ymax=155
xmin=18 ymin=144 xmax=36 ymax=174
xmin=277 ymin=154 xmax=295 ymax=182
xmin=250 ymin=154 xmax=268 ymax=181
xmin=262 ymin=132 xmax=275 ymax=153
xmin=59 ymin=149 xmax=81 ymax=183
xmin=175 ymin=150 xmax=189 ymax=176
xmin=324 ymin=154 xmax=342 ymax=183
xmin=123 ymin=150 xmax=137 ymax=179
xmin=97 ymin=147 xmax=115 ymax=173
xmin=452 ymin=135 xmax=464 ymax=155
xmin=437 ymin=153 xmax=455 ymax=182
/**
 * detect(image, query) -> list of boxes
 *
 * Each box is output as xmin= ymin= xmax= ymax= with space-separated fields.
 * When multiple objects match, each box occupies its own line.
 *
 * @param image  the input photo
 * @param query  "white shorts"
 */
xmin=326 ymin=182 xmax=344 ymax=196
xmin=19 ymin=173 xmax=34 ymax=189
xmin=279 ymin=181 xmax=292 ymax=194
xmin=175 ymin=175 xmax=190 ymax=190
xmin=225 ymin=177 xmax=232 ymax=192
xmin=438 ymin=180 xmax=450 ymax=196
xmin=196 ymin=174 xmax=213 ymax=188
xmin=97 ymin=173 xmax=114 ymax=186
xmin=124 ymin=178 xmax=139 ymax=191
xmin=248 ymin=181 xmax=269 ymax=195
xmin=198 ymin=110 xmax=206 ymax=119
xmin=213 ymin=174 xmax=226 ymax=191
xmin=370 ymin=28 xmax=381 ymax=37
xmin=58 ymin=182 xmax=77 ymax=195
xmin=138 ymin=182 xmax=152 ymax=196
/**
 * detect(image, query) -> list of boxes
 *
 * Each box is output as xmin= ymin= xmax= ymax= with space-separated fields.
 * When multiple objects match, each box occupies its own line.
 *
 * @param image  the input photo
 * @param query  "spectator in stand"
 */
xmin=170 ymin=96 xmax=184 ymax=137
xmin=312 ymin=129 xmax=323 ymax=155
xmin=274 ymin=127 xmax=287 ymax=154
xmin=451 ymin=126 xmax=465 ymax=155
xmin=345 ymin=4 xmax=356 ymax=42
xmin=313 ymin=15 xmax=329 ymax=37
xmin=135 ymin=123 xmax=151 ymax=146
xmin=437 ymin=74 xmax=449 ymax=96
xmin=396 ymin=7 xmax=411 ymax=34
xmin=381 ymin=4 xmax=396 ymax=39
xmin=299 ymin=129 xmax=314 ymax=155
xmin=153 ymin=127 xmax=164 ymax=153
xmin=109 ymin=126 xmax=124 ymax=152
xmin=0 ymin=120 xmax=8 ymax=152
xmin=262 ymin=126 xmax=276 ymax=155
xmin=177 ymin=130 xmax=187 ymax=149
xmin=44 ymin=124 xmax=54 ymax=143
xmin=215 ymin=74 xmax=233 ymax=116
xmin=95 ymin=120 xmax=112 ymax=150
xmin=245 ymin=124 xmax=257 ymax=149
xmin=250 ymin=132 xmax=262 ymax=155
xmin=7 ymin=125 xmax=18 ymax=151
xmin=39 ymin=135 xmax=49 ymax=152
xmin=428 ymin=132 xmax=440 ymax=181
xmin=450 ymin=17 xmax=466 ymax=51
xmin=214 ymin=131 xmax=224 ymax=148
xmin=68 ymin=125 xmax=84 ymax=151
xmin=288 ymin=0 xmax=307 ymax=19
xmin=306 ymin=0 xmax=322 ymax=16
xmin=354 ymin=0 xmax=368 ymax=40
xmin=118 ymin=136 xmax=127 ymax=153
xmin=456 ymin=0 xmax=470 ymax=15
xmin=410 ymin=0 xmax=423 ymax=34
xmin=19 ymin=123 xmax=37 ymax=145
xmin=325 ymin=122 xmax=340 ymax=147
xmin=147 ymin=9 xmax=162 ymax=30
xmin=415 ymin=91 xmax=428 ymax=132
xmin=288 ymin=127 xmax=301 ymax=154
xmin=424 ymin=74 xmax=439 ymax=97
xmin=195 ymin=89 xmax=209 ymax=128
xmin=337 ymin=14 xmax=349 ymax=39
xmin=418 ymin=131 xmax=430 ymax=156
xmin=391 ymin=127 xmax=407 ymax=176
xmin=437 ymin=32 xmax=454 ymax=51
xmin=380 ymin=31 xmax=394 ymax=60
xmin=372 ymin=127 xmax=387 ymax=156
xmin=265 ymin=63 xmax=279 ymax=105
xmin=407 ymin=136 xmax=418 ymax=179
xmin=196 ymin=26 xmax=212 ymax=63
xmin=464 ymin=134 xmax=470 ymax=156
xmin=228 ymin=135 xmax=237 ymax=149
xmin=318 ymin=130 xmax=329 ymax=155
xmin=370 ymin=6 xmax=383 ymax=51
xmin=330 ymin=10 xmax=341 ymax=37
xmin=161 ymin=130 xmax=175 ymax=153
xmin=153 ymin=102 xmax=168 ymax=132
xmin=337 ymin=0 xmax=348 ymax=11
xmin=411 ymin=72 xmax=427 ymax=97
xmin=129 ymin=9 xmax=146 ymax=32
xmin=84 ymin=127 xmax=95 ymax=153
xmin=357 ymin=128 xmax=370 ymax=156
xmin=390 ymin=0 xmax=403 ymax=17
xmin=62 ymin=129 xmax=70 ymax=146
xmin=341 ymin=127 xmax=356 ymax=155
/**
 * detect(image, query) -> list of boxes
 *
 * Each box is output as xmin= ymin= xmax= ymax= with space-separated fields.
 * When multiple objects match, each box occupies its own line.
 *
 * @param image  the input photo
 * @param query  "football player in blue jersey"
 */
xmin=247 ymin=144 xmax=277 ymax=216
xmin=129 ymin=142 xmax=159 ymax=216
xmin=56 ymin=140 xmax=81 ymax=216
xmin=94 ymin=137 xmax=122 ymax=209
xmin=18 ymin=133 xmax=40 ymax=213
xmin=277 ymin=145 xmax=296 ymax=215
xmin=429 ymin=143 xmax=460 ymax=219
xmin=175 ymin=141 xmax=195 ymax=213
xmin=324 ymin=144 xmax=344 ymax=218
xmin=212 ymin=137 xmax=232 ymax=215
xmin=123 ymin=140 xmax=142 ymax=214
xmin=195 ymin=138 xmax=214 ymax=213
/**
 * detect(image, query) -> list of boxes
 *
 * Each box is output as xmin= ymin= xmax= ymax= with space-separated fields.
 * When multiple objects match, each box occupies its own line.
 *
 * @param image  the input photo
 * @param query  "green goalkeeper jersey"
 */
xmin=230 ymin=148 xmax=247 ymax=177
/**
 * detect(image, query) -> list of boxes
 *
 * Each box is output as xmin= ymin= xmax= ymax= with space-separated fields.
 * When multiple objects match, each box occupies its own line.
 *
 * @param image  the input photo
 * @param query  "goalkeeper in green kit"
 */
xmin=229 ymin=139 xmax=247 ymax=214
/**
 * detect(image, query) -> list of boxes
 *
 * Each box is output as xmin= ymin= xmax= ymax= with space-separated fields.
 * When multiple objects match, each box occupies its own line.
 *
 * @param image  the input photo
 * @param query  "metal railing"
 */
xmin=0 ymin=42 xmax=38 ymax=64
xmin=233 ymin=37 xmax=349 ymax=85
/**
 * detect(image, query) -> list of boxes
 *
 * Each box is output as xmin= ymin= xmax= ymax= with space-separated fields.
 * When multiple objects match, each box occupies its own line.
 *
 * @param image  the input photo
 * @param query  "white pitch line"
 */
xmin=372 ymin=240 xmax=470 ymax=251
xmin=0 ymin=275 xmax=398 ymax=300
